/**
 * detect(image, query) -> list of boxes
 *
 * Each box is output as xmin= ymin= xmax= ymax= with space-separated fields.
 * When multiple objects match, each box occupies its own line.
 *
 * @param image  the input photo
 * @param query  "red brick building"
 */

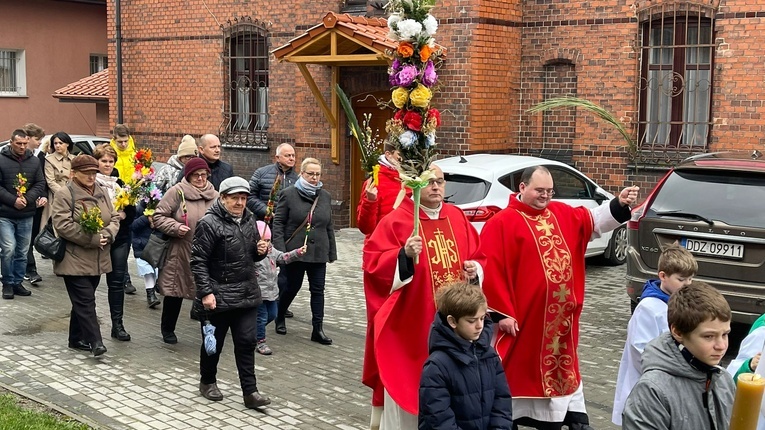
xmin=107 ymin=0 xmax=765 ymax=227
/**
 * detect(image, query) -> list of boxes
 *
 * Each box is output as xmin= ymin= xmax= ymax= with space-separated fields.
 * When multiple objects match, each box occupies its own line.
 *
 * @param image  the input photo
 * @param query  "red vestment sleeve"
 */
xmin=356 ymin=178 xmax=379 ymax=236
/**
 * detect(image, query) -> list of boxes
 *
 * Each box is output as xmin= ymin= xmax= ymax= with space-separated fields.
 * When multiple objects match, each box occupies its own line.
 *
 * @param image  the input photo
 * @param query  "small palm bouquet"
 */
xmin=336 ymin=86 xmax=384 ymax=176
xmin=79 ymin=204 xmax=104 ymax=234
xmin=14 ymin=173 xmax=27 ymax=198
xmin=114 ymin=181 xmax=142 ymax=211
xmin=141 ymin=185 xmax=163 ymax=217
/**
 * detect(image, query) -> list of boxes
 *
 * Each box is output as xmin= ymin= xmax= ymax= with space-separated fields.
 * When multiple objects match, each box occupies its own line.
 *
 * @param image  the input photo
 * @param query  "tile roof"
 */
xmin=272 ymin=12 xmax=396 ymax=63
xmin=53 ymin=68 xmax=108 ymax=101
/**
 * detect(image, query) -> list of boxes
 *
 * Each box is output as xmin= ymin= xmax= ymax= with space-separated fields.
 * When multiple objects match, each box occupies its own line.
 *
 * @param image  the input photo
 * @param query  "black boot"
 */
xmin=124 ymin=279 xmax=136 ymax=295
xmin=275 ymin=316 xmax=286 ymax=335
xmin=108 ymin=287 xmax=131 ymax=341
xmin=311 ymin=323 xmax=332 ymax=345
xmin=91 ymin=340 xmax=107 ymax=357
xmin=2 ymin=284 xmax=13 ymax=300
xmin=146 ymin=289 xmax=161 ymax=308
xmin=13 ymin=284 xmax=31 ymax=296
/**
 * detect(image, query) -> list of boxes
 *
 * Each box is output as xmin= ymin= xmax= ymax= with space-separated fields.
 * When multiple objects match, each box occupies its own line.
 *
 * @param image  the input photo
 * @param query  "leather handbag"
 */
xmin=33 ymin=185 xmax=75 ymax=262
xmin=34 ymin=221 xmax=67 ymax=262
xmin=142 ymin=231 xmax=171 ymax=269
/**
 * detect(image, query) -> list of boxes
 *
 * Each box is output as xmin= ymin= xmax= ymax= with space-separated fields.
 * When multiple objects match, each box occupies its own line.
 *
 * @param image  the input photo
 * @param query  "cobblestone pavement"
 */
xmin=0 ymin=229 xmax=738 ymax=429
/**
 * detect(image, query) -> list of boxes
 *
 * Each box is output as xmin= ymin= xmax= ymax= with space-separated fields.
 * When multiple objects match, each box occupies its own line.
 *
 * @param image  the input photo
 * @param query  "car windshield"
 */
xmin=649 ymin=170 xmax=765 ymax=228
xmin=442 ymin=174 xmax=491 ymax=204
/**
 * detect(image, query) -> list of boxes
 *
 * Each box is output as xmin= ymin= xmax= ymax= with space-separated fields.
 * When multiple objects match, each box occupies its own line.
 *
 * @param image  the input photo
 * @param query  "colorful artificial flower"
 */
xmin=392 ymin=87 xmax=410 ymax=109
xmin=396 ymin=65 xmax=419 ymax=87
xmin=419 ymin=45 xmax=433 ymax=62
xmin=427 ymin=108 xmax=441 ymax=127
xmin=398 ymin=130 xmax=418 ymax=149
xmin=14 ymin=173 xmax=27 ymax=198
xmin=397 ymin=42 xmax=415 ymax=58
xmin=396 ymin=19 xmax=423 ymax=41
xmin=409 ymin=84 xmax=432 ymax=108
xmin=403 ymin=110 xmax=424 ymax=132
xmin=421 ymin=60 xmax=438 ymax=87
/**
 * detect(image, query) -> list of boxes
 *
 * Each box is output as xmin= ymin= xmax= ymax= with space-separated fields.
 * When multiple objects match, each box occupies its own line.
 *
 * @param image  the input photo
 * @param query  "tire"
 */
xmin=604 ymin=225 xmax=627 ymax=266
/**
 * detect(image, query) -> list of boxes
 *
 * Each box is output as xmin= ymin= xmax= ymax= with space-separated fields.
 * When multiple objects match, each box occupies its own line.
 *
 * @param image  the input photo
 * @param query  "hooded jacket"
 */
xmin=418 ymin=313 xmax=513 ymax=430
xmin=154 ymin=154 xmax=184 ymax=193
xmin=191 ymin=199 xmax=267 ymax=312
xmin=0 ymin=145 xmax=46 ymax=219
xmin=622 ymin=332 xmax=735 ymax=430
xmin=110 ymin=137 xmax=137 ymax=184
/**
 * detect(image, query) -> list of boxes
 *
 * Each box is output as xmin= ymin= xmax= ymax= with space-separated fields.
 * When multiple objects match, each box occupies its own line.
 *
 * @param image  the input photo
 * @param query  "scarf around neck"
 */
xmin=96 ymin=173 xmax=120 ymax=201
xmin=295 ymin=176 xmax=322 ymax=198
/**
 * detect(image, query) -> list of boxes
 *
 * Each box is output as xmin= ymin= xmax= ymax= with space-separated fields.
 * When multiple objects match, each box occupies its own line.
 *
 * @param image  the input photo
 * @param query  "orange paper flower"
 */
xmin=419 ymin=45 xmax=433 ymax=62
xmin=397 ymin=42 xmax=414 ymax=58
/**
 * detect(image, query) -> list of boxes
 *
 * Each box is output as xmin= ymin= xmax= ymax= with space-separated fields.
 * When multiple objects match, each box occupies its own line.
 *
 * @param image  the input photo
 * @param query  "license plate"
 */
xmin=681 ymin=238 xmax=744 ymax=259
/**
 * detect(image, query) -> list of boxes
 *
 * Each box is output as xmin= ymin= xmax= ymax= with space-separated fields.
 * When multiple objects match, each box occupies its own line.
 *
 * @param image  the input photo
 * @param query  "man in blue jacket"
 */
xmin=246 ymin=143 xmax=298 ymax=222
xmin=0 ymin=129 xmax=46 ymax=299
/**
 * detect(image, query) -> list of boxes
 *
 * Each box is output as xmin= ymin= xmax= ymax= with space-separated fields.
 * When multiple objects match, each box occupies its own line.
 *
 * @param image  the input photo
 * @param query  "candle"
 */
xmin=730 ymin=373 xmax=765 ymax=430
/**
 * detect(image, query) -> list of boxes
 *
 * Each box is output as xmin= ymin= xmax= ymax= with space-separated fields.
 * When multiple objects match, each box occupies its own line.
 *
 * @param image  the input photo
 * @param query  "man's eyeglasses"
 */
xmin=533 ymin=188 xmax=555 ymax=197
xmin=427 ymin=178 xmax=446 ymax=187
xmin=303 ymin=172 xmax=321 ymax=178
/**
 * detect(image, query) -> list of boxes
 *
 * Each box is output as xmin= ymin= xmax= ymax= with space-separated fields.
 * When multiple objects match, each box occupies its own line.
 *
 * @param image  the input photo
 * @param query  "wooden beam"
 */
xmin=297 ymin=63 xmax=337 ymax=129
xmin=331 ymin=66 xmax=340 ymax=164
xmin=331 ymin=32 xmax=337 ymax=56
xmin=285 ymin=54 xmax=387 ymax=64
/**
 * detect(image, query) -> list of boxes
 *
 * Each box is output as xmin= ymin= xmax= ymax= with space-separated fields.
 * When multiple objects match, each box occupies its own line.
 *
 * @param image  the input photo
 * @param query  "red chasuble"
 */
xmin=362 ymin=198 xmax=482 ymax=415
xmin=480 ymin=194 xmax=594 ymax=399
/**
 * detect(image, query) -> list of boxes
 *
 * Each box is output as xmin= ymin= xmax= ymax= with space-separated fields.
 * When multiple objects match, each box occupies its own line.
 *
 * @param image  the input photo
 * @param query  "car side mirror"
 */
xmin=594 ymin=191 xmax=608 ymax=204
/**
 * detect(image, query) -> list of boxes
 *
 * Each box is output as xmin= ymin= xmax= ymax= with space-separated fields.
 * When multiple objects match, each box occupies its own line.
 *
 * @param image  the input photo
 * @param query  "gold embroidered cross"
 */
xmin=546 ymin=335 xmax=567 ymax=355
xmin=552 ymin=284 xmax=570 ymax=303
xmin=536 ymin=219 xmax=554 ymax=236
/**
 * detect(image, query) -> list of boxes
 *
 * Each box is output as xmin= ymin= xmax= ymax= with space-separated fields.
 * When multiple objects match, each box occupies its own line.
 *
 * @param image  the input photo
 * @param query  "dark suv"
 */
xmin=626 ymin=151 xmax=765 ymax=324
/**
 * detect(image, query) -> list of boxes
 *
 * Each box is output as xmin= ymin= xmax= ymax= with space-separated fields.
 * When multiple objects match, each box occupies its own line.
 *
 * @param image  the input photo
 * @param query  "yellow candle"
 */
xmin=730 ymin=373 xmax=765 ymax=430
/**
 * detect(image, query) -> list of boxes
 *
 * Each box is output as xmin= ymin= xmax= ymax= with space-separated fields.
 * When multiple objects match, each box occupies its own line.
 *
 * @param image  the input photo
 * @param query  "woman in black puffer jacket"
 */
xmin=190 ymin=176 xmax=270 ymax=410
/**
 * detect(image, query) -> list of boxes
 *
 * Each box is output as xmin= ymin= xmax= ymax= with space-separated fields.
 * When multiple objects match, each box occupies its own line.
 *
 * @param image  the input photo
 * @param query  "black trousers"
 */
xmin=199 ymin=306 xmax=259 ymax=395
xmin=277 ymin=261 xmax=326 ymax=325
xmin=161 ymin=296 xmax=184 ymax=334
xmin=26 ymin=207 xmax=43 ymax=274
xmin=106 ymin=239 xmax=131 ymax=323
xmin=63 ymin=275 xmax=102 ymax=345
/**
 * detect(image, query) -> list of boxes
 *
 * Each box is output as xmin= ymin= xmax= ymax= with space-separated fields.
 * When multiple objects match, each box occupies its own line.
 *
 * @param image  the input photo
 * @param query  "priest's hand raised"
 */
xmin=404 ymin=235 xmax=423 ymax=258
xmin=498 ymin=316 xmax=520 ymax=336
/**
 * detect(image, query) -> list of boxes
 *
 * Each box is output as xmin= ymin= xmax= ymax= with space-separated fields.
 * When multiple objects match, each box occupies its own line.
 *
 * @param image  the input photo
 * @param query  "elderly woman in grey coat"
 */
xmin=153 ymin=157 xmax=218 ymax=344
xmin=272 ymin=157 xmax=337 ymax=345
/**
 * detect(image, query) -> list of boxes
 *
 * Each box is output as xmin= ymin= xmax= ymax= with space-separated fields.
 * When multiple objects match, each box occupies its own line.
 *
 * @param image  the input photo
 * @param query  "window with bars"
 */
xmin=0 ymin=49 xmax=25 ymax=96
xmin=90 ymin=54 xmax=107 ymax=75
xmin=637 ymin=7 xmax=714 ymax=153
xmin=220 ymin=19 xmax=269 ymax=149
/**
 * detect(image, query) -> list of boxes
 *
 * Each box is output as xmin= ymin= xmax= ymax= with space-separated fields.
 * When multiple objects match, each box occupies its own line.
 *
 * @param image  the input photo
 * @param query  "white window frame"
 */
xmin=90 ymin=54 xmax=107 ymax=75
xmin=0 ymin=49 xmax=26 ymax=97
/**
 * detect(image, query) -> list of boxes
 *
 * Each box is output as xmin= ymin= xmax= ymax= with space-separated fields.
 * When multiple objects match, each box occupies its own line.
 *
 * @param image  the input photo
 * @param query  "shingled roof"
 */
xmin=272 ymin=12 xmax=395 ymax=66
xmin=53 ymin=68 xmax=108 ymax=102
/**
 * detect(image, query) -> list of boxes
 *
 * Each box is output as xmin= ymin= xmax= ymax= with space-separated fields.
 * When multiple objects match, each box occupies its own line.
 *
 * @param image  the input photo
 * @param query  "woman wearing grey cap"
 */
xmin=191 ymin=176 xmax=271 ymax=409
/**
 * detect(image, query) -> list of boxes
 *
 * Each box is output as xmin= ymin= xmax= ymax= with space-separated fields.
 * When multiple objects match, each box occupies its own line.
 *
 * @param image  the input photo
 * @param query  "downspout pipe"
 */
xmin=115 ymin=0 xmax=123 ymax=123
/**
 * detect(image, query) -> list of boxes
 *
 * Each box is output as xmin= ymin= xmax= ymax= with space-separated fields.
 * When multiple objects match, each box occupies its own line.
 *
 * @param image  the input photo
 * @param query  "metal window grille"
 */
xmin=0 ymin=50 xmax=18 ymax=93
xmin=636 ymin=3 xmax=715 ymax=164
xmin=219 ymin=17 xmax=269 ymax=149
xmin=90 ymin=55 xmax=107 ymax=75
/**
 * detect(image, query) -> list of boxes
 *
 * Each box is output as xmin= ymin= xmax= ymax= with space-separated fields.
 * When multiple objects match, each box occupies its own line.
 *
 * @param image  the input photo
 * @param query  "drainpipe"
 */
xmin=115 ymin=0 xmax=124 ymax=123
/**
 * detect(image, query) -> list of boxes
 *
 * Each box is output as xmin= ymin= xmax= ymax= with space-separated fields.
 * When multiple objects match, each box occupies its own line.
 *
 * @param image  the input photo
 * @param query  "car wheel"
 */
xmin=604 ymin=225 xmax=627 ymax=266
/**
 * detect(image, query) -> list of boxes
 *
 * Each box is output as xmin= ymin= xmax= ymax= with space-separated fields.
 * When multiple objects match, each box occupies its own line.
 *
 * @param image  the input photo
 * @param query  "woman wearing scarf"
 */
xmin=272 ymin=157 xmax=337 ymax=345
xmin=94 ymin=144 xmax=135 ymax=342
xmin=153 ymin=157 xmax=218 ymax=344
xmin=51 ymin=155 xmax=121 ymax=356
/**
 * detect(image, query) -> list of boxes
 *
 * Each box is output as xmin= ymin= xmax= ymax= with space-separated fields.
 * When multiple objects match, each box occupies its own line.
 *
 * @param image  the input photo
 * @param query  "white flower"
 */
xmin=387 ymin=14 xmax=401 ymax=30
xmin=425 ymin=133 xmax=436 ymax=148
xmin=423 ymin=15 xmax=438 ymax=36
xmin=396 ymin=19 xmax=423 ymax=41
xmin=399 ymin=130 xmax=417 ymax=148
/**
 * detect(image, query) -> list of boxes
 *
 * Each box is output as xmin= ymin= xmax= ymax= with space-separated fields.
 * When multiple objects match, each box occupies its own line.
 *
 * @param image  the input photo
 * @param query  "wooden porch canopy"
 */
xmin=272 ymin=12 xmax=396 ymax=164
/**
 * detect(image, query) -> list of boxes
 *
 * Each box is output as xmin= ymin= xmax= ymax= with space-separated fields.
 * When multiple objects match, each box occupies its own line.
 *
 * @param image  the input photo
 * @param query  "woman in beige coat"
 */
xmin=153 ymin=157 xmax=218 ymax=344
xmin=52 ymin=155 xmax=120 ymax=357
xmin=42 ymin=132 xmax=75 ymax=225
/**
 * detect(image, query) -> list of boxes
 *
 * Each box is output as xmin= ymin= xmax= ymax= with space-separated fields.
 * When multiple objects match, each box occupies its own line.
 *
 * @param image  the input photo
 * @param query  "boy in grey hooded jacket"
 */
xmin=623 ymin=281 xmax=735 ymax=430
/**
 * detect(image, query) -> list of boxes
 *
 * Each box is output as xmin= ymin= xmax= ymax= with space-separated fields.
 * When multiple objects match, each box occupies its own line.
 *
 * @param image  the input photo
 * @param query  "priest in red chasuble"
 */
xmin=362 ymin=165 xmax=484 ymax=429
xmin=480 ymin=166 xmax=638 ymax=430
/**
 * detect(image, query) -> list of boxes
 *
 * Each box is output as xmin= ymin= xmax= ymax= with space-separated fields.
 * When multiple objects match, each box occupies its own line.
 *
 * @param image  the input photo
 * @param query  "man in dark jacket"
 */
xmin=196 ymin=134 xmax=234 ymax=191
xmin=419 ymin=282 xmax=513 ymax=430
xmin=191 ymin=176 xmax=270 ymax=410
xmin=0 ymin=129 xmax=46 ymax=299
xmin=246 ymin=143 xmax=298 ymax=221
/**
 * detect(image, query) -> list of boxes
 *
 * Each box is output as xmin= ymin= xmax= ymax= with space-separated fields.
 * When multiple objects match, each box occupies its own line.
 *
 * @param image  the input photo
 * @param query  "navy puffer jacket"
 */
xmin=190 ymin=199 xmax=267 ymax=312
xmin=418 ymin=313 xmax=513 ymax=430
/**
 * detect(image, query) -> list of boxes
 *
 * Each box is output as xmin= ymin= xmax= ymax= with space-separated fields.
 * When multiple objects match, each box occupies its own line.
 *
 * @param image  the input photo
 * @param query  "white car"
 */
xmin=434 ymin=154 xmax=627 ymax=265
xmin=1 ymin=134 xmax=110 ymax=156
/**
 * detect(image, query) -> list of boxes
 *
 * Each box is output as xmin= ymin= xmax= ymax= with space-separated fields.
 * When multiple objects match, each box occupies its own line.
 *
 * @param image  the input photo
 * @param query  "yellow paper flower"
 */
xmin=392 ymin=87 xmax=410 ymax=109
xmin=372 ymin=164 xmax=381 ymax=186
xmin=409 ymin=84 xmax=432 ymax=109
xmin=141 ymin=166 xmax=151 ymax=177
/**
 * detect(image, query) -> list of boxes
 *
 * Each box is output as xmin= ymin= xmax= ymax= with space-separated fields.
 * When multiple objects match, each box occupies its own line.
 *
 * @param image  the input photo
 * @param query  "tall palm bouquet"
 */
xmin=385 ymin=0 xmax=443 ymax=237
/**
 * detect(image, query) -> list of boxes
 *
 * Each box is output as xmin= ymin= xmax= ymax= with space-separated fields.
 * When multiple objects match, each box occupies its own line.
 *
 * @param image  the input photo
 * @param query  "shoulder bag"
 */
xmin=143 ymin=189 xmax=186 ymax=269
xmin=34 ymin=185 xmax=75 ymax=262
xmin=285 ymin=196 xmax=319 ymax=245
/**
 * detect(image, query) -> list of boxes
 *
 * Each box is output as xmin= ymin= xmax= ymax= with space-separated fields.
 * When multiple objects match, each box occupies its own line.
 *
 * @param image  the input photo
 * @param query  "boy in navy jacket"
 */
xmin=418 ymin=281 xmax=513 ymax=430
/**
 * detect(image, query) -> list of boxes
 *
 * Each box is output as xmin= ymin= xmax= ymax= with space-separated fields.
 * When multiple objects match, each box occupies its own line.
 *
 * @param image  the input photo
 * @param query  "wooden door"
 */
xmin=349 ymin=90 xmax=392 ymax=228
